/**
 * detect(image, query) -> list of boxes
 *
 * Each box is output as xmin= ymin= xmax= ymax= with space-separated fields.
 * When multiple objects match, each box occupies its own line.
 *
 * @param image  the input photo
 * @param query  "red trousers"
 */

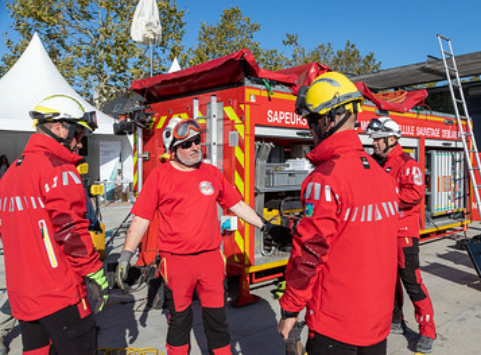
xmin=160 ymin=248 xmax=232 ymax=355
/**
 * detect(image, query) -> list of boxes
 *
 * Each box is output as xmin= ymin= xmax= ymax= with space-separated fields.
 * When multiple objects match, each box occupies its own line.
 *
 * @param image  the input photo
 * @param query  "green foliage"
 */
xmin=182 ymin=6 xmax=288 ymax=70
xmin=183 ymin=8 xmax=380 ymax=75
xmin=282 ymin=33 xmax=381 ymax=75
xmin=0 ymin=0 xmax=186 ymax=108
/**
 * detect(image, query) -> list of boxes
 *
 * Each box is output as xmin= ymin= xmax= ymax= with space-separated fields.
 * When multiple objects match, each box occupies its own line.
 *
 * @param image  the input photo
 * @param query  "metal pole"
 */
xmin=150 ymin=41 xmax=153 ymax=77
xmin=137 ymin=40 xmax=153 ymax=194
xmin=211 ymin=95 xmax=217 ymax=167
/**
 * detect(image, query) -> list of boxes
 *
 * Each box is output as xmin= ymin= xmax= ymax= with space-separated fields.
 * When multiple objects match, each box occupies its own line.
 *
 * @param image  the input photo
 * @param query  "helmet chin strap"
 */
xmin=38 ymin=122 xmax=76 ymax=151
xmin=318 ymin=103 xmax=357 ymax=144
xmin=382 ymin=137 xmax=398 ymax=153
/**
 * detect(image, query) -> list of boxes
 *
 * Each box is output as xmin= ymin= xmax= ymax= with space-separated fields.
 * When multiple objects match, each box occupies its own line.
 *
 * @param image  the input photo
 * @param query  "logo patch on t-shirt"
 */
xmin=199 ymin=181 xmax=214 ymax=196
xmin=305 ymin=202 xmax=314 ymax=217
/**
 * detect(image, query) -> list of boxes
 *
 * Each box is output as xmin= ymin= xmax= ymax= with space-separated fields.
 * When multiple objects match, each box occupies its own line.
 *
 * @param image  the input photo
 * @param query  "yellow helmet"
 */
xmin=304 ymin=72 xmax=364 ymax=117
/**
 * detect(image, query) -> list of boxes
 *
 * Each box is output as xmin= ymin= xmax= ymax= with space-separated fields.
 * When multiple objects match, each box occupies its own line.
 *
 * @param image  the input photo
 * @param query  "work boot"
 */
xmin=390 ymin=321 xmax=405 ymax=335
xmin=416 ymin=335 xmax=436 ymax=354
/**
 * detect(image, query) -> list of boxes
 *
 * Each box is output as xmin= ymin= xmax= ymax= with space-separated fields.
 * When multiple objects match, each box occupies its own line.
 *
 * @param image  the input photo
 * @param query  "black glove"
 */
xmin=87 ymin=268 xmax=109 ymax=314
xmin=286 ymin=321 xmax=305 ymax=355
xmin=262 ymin=221 xmax=293 ymax=246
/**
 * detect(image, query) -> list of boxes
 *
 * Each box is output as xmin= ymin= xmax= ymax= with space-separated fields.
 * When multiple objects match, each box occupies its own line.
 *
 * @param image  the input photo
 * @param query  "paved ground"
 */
xmin=3 ymin=201 xmax=481 ymax=354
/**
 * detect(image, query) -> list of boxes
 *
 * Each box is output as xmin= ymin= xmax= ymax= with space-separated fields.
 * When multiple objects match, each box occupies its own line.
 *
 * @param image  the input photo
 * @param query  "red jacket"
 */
xmin=0 ymin=134 xmax=102 ymax=321
xmin=280 ymin=130 xmax=399 ymax=346
xmin=381 ymin=144 xmax=424 ymax=238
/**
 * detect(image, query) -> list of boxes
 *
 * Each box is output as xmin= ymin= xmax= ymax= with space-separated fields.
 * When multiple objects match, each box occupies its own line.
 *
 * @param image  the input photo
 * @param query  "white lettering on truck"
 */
xmin=267 ymin=110 xmax=307 ymax=126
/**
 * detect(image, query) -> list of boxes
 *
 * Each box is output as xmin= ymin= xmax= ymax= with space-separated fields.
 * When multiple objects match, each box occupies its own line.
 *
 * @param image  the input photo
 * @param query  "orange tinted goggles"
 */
xmin=173 ymin=119 xmax=202 ymax=140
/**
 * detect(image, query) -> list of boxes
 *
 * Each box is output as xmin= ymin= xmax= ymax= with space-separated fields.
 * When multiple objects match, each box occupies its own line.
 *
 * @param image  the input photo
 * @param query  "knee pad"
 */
xmin=401 ymin=269 xmax=427 ymax=302
xmin=202 ymin=307 xmax=230 ymax=351
xmin=166 ymin=288 xmax=193 ymax=347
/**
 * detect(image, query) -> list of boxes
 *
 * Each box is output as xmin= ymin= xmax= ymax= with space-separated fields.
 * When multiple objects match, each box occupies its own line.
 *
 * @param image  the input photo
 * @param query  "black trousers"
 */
xmin=306 ymin=331 xmax=387 ymax=355
xmin=19 ymin=304 xmax=97 ymax=355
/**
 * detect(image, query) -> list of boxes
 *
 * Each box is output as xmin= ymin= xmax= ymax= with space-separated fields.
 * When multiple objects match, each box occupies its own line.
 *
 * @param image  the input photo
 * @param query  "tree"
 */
xmin=0 ymin=0 xmax=186 ymax=108
xmin=182 ymin=6 xmax=288 ymax=70
xmin=283 ymin=33 xmax=381 ymax=75
xmin=184 ymin=9 xmax=379 ymax=75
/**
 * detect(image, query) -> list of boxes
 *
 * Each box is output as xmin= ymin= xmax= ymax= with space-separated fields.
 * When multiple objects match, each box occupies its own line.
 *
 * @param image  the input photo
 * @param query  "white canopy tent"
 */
xmin=0 ymin=33 xmax=133 ymax=191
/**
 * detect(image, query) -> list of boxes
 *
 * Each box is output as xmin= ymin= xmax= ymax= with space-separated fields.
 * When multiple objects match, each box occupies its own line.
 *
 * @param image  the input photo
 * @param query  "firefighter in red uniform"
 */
xmin=116 ymin=117 xmax=288 ymax=355
xmin=0 ymin=94 xmax=109 ymax=355
xmin=366 ymin=116 xmax=436 ymax=354
xmin=278 ymin=72 xmax=399 ymax=355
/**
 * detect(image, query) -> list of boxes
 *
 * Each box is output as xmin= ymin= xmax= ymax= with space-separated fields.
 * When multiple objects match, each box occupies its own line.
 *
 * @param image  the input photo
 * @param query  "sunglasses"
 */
xmin=74 ymin=125 xmax=89 ymax=141
xmin=306 ymin=113 xmax=324 ymax=130
xmin=60 ymin=122 xmax=89 ymax=142
xmin=173 ymin=119 xmax=202 ymax=140
xmin=179 ymin=136 xmax=201 ymax=149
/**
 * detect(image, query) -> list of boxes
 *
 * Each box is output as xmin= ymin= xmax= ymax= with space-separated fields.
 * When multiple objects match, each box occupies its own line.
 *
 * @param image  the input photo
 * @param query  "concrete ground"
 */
xmin=3 ymin=201 xmax=481 ymax=354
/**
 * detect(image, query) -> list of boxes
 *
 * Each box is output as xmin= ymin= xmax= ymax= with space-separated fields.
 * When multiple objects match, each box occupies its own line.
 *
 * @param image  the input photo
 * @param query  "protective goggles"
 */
xmin=365 ymin=118 xmax=383 ymax=133
xmin=173 ymin=119 xmax=202 ymax=140
xmin=79 ymin=111 xmax=98 ymax=131
xmin=179 ymin=135 xmax=201 ymax=150
xmin=294 ymin=86 xmax=310 ymax=116
xmin=365 ymin=118 xmax=397 ymax=135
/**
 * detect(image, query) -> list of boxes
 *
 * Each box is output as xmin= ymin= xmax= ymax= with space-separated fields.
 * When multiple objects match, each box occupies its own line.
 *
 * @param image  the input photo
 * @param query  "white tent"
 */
xmin=0 ymin=32 xmax=114 ymax=134
xmin=0 ymin=33 xmax=133 ymax=190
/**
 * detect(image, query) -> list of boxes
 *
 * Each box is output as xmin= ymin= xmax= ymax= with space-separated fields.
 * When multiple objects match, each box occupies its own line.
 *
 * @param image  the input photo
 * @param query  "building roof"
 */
xmin=352 ymin=51 xmax=481 ymax=90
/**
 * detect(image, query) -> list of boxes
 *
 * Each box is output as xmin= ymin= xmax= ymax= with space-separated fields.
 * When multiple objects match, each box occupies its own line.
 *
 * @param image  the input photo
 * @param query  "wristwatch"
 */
xmin=281 ymin=308 xmax=299 ymax=319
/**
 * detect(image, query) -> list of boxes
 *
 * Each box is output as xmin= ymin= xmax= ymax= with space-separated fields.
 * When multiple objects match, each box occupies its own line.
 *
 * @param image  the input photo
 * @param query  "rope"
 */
xmin=373 ymin=90 xmax=408 ymax=104
xmin=98 ymin=348 xmax=163 ymax=355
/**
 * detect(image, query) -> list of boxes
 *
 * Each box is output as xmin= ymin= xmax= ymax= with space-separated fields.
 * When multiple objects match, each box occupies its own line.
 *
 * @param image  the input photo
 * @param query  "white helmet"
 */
xmin=29 ymin=94 xmax=97 ymax=132
xmin=365 ymin=116 xmax=401 ymax=139
xmin=163 ymin=117 xmax=202 ymax=152
xmin=163 ymin=117 xmax=182 ymax=152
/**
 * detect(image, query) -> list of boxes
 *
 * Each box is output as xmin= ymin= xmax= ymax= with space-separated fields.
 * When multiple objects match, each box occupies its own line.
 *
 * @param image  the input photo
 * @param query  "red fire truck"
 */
xmin=124 ymin=49 xmax=472 ymax=305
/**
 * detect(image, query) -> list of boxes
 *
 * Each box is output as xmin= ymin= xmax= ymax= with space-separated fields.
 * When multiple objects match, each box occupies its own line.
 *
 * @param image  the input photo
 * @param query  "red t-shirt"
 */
xmin=132 ymin=162 xmax=241 ymax=254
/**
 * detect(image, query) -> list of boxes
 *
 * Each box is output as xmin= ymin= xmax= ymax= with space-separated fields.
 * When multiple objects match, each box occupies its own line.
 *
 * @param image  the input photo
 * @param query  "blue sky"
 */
xmin=1 ymin=0 xmax=480 ymax=70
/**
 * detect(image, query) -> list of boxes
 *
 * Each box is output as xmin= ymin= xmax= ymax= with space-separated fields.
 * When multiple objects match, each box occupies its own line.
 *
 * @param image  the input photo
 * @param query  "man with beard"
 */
xmin=116 ymin=117 xmax=288 ymax=355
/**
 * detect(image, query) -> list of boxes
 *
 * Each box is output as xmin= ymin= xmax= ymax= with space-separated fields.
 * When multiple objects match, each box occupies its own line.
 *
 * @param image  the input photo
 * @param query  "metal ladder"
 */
xmin=437 ymin=34 xmax=481 ymax=213
xmin=193 ymin=96 xmax=219 ymax=167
